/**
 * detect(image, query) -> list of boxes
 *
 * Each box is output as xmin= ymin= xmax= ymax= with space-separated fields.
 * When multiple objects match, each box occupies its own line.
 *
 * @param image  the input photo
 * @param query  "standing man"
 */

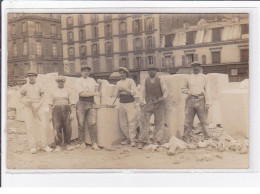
xmin=48 ymin=76 xmax=76 ymax=151
xmin=20 ymin=70 xmax=52 ymax=154
xmin=115 ymin=67 xmax=137 ymax=147
xmin=181 ymin=62 xmax=211 ymax=142
xmin=138 ymin=65 xmax=169 ymax=149
xmin=75 ymin=65 xmax=100 ymax=151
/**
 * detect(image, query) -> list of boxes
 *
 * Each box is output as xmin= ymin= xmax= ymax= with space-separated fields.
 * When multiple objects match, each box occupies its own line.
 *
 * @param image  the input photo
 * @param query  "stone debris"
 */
xmin=186 ymin=143 xmax=197 ymax=150
xmin=143 ymin=144 xmax=158 ymax=152
xmin=196 ymin=154 xmax=213 ymax=161
xmin=120 ymin=149 xmax=130 ymax=154
xmin=215 ymin=153 xmax=224 ymax=159
xmin=8 ymin=127 xmax=26 ymax=135
xmin=167 ymin=136 xmax=188 ymax=156
xmin=104 ymin=146 xmax=117 ymax=152
xmin=198 ymin=140 xmax=209 ymax=148
xmin=161 ymin=143 xmax=170 ymax=150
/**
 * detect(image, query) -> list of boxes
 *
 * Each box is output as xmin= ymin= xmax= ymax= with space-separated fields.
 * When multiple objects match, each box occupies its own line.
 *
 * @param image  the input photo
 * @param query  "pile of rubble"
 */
xmin=142 ymin=125 xmax=249 ymax=157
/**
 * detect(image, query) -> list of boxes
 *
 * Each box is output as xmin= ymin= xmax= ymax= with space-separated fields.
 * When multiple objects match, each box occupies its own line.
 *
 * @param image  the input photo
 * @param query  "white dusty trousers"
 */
xmin=24 ymin=106 xmax=48 ymax=149
xmin=119 ymin=102 xmax=137 ymax=142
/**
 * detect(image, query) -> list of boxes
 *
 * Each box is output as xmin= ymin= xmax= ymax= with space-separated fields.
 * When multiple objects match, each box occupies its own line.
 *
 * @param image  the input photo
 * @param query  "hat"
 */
xmin=25 ymin=70 xmax=38 ymax=77
xmin=81 ymin=65 xmax=91 ymax=71
xmin=118 ymin=67 xmax=129 ymax=75
xmin=191 ymin=61 xmax=202 ymax=67
xmin=147 ymin=65 xmax=159 ymax=71
xmin=55 ymin=76 xmax=66 ymax=82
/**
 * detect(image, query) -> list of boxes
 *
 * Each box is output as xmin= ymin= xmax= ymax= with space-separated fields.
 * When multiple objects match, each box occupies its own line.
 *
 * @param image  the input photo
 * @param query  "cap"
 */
xmin=81 ymin=65 xmax=91 ymax=71
xmin=25 ymin=70 xmax=38 ymax=77
xmin=55 ymin=76 xmax=66 ymax=82
xmin=191 ymin=61 xmax=202 ymax=67
xmin=118 ymin=67 xmax=129 ymax=75
xmin=147 ymin=65 xmax=159 ymax=71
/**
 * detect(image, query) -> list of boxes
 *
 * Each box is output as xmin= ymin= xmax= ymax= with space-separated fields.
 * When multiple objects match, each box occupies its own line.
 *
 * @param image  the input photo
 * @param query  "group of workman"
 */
xmin=20 ymin=62 xmax=211 ymax=154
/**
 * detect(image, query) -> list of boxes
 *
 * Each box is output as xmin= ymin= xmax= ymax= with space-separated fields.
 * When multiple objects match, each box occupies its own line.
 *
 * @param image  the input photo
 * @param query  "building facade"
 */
xmin=61 ymin=14 xmax=161 ymax=83
xmin=160 ymin=17 xmax=249 ymax=82
xmin=8 ymin=13 xmax=63 ymax=84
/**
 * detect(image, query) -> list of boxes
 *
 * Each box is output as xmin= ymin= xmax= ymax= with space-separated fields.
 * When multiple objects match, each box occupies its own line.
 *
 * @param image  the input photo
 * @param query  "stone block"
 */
xmin=219 ymin=89 xmax=249 ymax=138
xmin=85 ymin=108 xmax=124 ymax=147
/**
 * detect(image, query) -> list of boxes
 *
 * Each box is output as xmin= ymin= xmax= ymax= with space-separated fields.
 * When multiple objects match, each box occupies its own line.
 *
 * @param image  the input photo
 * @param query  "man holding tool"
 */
xmin=48 ymin=76 xmax=76 ymax=152
xmin=75 ymin=65 xmax=101 ymax=151
xmin=181 ymin=62 xmax=211 ymax=142
xmin=20 ymin=70 xmax=52 ymax=154
xmin=138 ymin=65 xmax=169 ymax=149
xmin=115 ymin=67 xmax=138 ymax=147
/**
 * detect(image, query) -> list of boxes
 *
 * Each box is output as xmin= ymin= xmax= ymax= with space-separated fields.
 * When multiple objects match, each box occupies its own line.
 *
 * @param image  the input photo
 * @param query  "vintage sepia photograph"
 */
xmin=6 ymin=12 xmax=249 ymax=170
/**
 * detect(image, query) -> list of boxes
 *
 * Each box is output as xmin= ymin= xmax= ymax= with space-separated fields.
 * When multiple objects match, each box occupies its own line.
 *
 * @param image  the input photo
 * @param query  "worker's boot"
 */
xmin=92 ymin=143 xmax=100 ymax=151
xmin=42 ymin=146 xmax=53 ymax=153
xmin=182 ymin=129 xmax=191 ymax=143
xmin=121 ymin=139 xmax=130 ymax=145
xmin=137 ymin=142 xmax=145 ymax=149
xmin=131 ymin=141 xmax=136 ymax=147
xmin=202 ymin=128 xmax=210 ymax=140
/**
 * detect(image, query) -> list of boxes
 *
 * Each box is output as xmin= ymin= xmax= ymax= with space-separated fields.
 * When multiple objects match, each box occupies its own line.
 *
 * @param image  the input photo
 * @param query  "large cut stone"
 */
xmin=85 ymin=107 xmax=124 ymax=147
xmin=219 ymin=88 xmax=249 ymax=138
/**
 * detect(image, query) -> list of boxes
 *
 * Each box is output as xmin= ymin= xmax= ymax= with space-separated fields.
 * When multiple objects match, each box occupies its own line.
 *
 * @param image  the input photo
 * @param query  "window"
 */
xmin=51 ymin=24 xmax=56 ymax=36
xmin=147 ymin=56 xmax=154 ymax=65
xmin=24 ymin=63 xmax=30 ymax=73
xmin=92 ymin=43 xmax=99 ymax=56
xmin=105 ymin=24 xmax=112 ymax=37
xmin=201 ymin=55 xmax=206 ymax=65
xmin=119 ymin=22 xmax=126 ymax=35
xmin=52 ymin=43 xmax=57 ymax=57
xmin=186 ymin=54 xmax=194 ymax=65
xmin=36 ymin=41 xmax=42 ymax=57
xmin=212 ymin=51 xmax=221 ymax=64
xmin=145 ymin=17 xmax=154 ymax=31
xmin=186 ymin=31 xmax=196 ymax=45
xmin=104 ymin=14 xmax=112 ymax=22
xmin=92 ymin=26 xmax=98 ymax=39
xmin=80 ymin=45 xmax=86 ymax=57
xmin=212 ymin=28 xmax=222 ymax=42
xmin=79 ymin=28 xmax=85 ymax=41
xmin=22 ymin=22 xmax=26 ymax=33
xmin=23 ymin=41 xmax=27 ymax=56
xmin=92 ymin=59 xmax=100 ymax=73
xmin=120 ymin=38 xmax=127 ymax=52
xmin=241 ymin=24 xmax=249 ymax=35
xmin=91 ymin=14 xmax=98 ymax=23
xmin=105 ymin=41 xmax=113 ymax=54
xmin=68 ymin=31 xmax=73 ymax=42
xmin=38 ymin=63 xmax=44 ymax=74
xmin=120 ymin=58 xmax=128 ymax=68
xmin=68 ymin=47 xmax=75 ymax=59
xmin=11 ymin=24 xmax=16 ymax=36
xmin=78 ymin=14 xmax=84 ymax=26
xmin=146 ymin=36 xmax=153 ymax=50
xmin=134 ymin=38 xmax=142 ymax=51
xmin=67 ymin=17 xmax=73 ymax=27
xmin=231 ymin=69 xmax=238 ymax=76
xmin=13 ymin=43 xmax=17 ymax=57
xmin=240 ymin=49 xmax=249 ymax=62
xmin=165 ymin=56 xmax=171 ymax=67
xmin=106 ymin=57 xmax=113 ymax=72
xmin=165 ymin=34 xmax=174 ymax=47
xmin=133 ymin=19 xmax=142 ymax=33
xmin=135 ymin=57 xmax=143 ymax=69
xmin=35 ymin=22 xmax=41 ymax=34
xmin=53 ymin=63 xmax=58 ymax=72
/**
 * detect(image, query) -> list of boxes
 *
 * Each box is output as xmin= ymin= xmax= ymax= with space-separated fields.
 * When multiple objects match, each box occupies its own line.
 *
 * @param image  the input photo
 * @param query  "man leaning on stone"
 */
xmin=75 ymin=65 xmax=101 ymax=151
xmin=181 ymin=61 xmax=211 ymax=142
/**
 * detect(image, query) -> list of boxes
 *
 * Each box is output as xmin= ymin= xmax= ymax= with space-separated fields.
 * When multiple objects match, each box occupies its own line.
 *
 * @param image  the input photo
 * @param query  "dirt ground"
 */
xmin=6 ymin=120 xmax=249 ymax=170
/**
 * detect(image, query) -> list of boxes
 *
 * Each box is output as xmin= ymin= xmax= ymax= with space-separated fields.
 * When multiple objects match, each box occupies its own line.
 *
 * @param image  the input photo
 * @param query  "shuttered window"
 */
xmin=240 ymin=49 xmax=249 ymax=62
xmin=212 ymin=51 xmax=221 ymax=64
xmin=212 ymin=28 xmax=222 ymax=42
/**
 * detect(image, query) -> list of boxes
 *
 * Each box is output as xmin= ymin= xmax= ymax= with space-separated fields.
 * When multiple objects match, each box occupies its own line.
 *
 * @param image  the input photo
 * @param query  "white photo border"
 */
xmin=1 ymin=1 xmax=260 ymax=187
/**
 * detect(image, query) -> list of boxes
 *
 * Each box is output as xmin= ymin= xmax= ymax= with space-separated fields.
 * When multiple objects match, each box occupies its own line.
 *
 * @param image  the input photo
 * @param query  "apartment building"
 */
xmin=160 ymin=17 xmax=249 ymax=82
xmin=7 ymin=13 xmax=63 ymax=84
xmin=61 ymin=14 xmax=160 ymax=83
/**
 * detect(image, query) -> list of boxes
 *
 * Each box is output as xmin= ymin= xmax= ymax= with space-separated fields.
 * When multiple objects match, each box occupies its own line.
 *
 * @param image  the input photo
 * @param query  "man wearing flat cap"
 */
xmin=20 ymin=70 xmax=52 ymax=154
xmin=75 ymin=65 xmax=101 ymax=151
xmin=48 ymin=76 xmax=77 ymax=151
xmin=115 ymin=67 xmax=138 ymax=147
xmin=181 ymin=61 xmax=211 ymax=142
xmin=138 ymin=65 xmax=169 ymax=149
